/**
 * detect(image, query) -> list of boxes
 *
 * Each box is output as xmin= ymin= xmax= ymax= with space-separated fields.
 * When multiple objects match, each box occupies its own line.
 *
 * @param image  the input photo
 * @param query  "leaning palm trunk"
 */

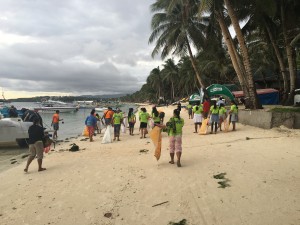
xmin=281 ymin=2 xmax=296 ymax=105
xmin=264 ymin=22 xmax=289 ymax=103
xmin=224 ymin=0 xmax=262 ymax=109
xmin=186 ymin=39 xmax=206 ymax=90
xmin=216 ymin=10 xmax=251 ymax=106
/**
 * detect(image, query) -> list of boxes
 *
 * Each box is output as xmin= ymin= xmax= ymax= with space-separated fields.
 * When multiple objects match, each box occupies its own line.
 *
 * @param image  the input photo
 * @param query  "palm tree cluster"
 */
xmin=122 ymin=0 xmax=300 ymax=109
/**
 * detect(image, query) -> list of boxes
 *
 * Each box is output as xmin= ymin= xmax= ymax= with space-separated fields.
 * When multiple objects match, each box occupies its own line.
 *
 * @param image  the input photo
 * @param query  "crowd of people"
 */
xmin=22 ymin=96 xmax=239 ymax=172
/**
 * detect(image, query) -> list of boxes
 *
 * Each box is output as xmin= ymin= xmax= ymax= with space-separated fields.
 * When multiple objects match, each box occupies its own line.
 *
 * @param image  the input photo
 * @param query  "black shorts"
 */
xmin=140 ymin=122 xmax=147 ymax=128
xmin=129 ymin=122 xmax=135 ymax=128
xmin=114 ymin=124 xmax=121 ymax=134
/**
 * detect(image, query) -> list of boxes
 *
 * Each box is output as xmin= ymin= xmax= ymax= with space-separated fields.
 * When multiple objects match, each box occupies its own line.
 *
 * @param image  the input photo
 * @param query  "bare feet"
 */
xmin=38 ymin=168 xmax=46 ymax=172
xmin=177 ymin=161 xmax=181 ymax=167
xmin=24 ymin=168 xmax=28 ymax=173
xmin=169 ymin=161 xmax=174 ymax=164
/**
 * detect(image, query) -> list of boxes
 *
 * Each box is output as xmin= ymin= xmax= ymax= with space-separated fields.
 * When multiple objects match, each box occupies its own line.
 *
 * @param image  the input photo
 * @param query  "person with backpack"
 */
xmin=102 ymin=107 xmax=114 ymax=126
xmin=164 ymin=109 xmax=184 ymax=167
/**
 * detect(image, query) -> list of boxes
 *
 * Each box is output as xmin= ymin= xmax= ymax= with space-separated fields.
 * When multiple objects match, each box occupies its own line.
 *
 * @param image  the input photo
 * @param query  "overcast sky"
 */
xmin=0 ymin=0 xmax=163 ymax=99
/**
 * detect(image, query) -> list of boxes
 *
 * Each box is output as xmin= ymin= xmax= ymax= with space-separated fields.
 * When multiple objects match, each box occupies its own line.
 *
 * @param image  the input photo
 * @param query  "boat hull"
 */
xmin=34 ymin=107 xmax=78 ymax=113
xmin=0 ymin=118 xmax=32 ymax=147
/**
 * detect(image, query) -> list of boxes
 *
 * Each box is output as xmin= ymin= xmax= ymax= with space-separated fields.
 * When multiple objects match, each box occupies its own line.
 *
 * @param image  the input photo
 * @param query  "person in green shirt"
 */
xmin=127 ymin=108 xmax=136 ymax=135
xmin=218 ymin=103 xmax=227 ymax=131
xmin=164 ymin=109 xmax=184 ymax=167
xmin=209 ymin=101 xmax=219 ymax=134
xmin=192 ymin=104 xmax=203 ymax=133
xmin=112 ymin=109 xmax=123 ymax=141
xmin=139 ymin=108 xmax=150 ymax=138
xmin=187 ymin=103 xmax=193 ymax=119
xmin=151 ymin=106 xmax=161 ymax=126
xmin=229 ymin=100 xmax=238 ymax=131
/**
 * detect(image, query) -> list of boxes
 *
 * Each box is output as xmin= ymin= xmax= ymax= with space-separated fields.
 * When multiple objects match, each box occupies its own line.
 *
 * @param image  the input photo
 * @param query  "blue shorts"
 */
xmin=53 ymin=123 xmax=59 ymax=131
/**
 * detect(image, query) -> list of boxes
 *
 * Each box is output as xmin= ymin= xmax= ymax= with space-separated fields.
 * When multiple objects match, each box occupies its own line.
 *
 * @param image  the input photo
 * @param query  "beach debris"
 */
xmin=69 ymin=143 xmax=79 ymax=152
xmin=80 ymin=138 xmax=89 ymax=141
xmin=10 ymin=158 xmax=16 ymax=161
xmin=21 ymin=154 xmax=30 ymax=159
xmin=246 ymin=137 xmax=250 ymax=140
xmin=11 ymin=161 xmax=17 ymax=164
xmin=139 ymin=149 xmax=149 ymax=153
xmin=168 ymin=219 xmax=187 ymax=225
xmin=213 ymin=173 xmax=231 ymax=188
xmin=104 ymin=212 xmax=112 ymax=218
xmin=152 ymin=201 xmax=169 ymax=207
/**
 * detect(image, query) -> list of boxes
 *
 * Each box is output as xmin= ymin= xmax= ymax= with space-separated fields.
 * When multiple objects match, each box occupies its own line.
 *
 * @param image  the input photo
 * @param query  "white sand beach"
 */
xmin=0 ymin=105 xmax=300 ymax=225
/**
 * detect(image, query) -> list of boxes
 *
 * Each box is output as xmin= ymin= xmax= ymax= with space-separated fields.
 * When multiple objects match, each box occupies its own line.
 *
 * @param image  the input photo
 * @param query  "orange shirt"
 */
xmin=52 ymin=113 xmax=59 ymax=123
xmin=104 ymin=110 xmax=114 ymax=119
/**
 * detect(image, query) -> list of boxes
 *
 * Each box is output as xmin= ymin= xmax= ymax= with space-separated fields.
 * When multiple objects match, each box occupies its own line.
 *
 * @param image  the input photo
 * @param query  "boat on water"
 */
xmin=34 ymin=100 xmax=78 ymax=113
xmin=95 ymin=107 xmax=108 ymax=112
xmin=0 ymin=118 xmax=32 ymax=147
xmin=73 ymin=100 xmax=98 ymax=109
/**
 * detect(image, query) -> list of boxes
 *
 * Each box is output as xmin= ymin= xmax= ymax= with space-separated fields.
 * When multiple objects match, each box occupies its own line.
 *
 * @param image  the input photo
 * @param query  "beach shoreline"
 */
xmin=0 ymin=105 xmax=300 ymax=225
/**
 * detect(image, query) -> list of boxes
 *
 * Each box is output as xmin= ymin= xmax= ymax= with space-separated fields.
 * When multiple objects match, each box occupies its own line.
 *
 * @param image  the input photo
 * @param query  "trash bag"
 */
xmin=69 ymin=143 xmax=79 ymax=152
xmin=82 ymin=126 xmax=89 ymax=136
xmin=101 ymin=125 xmax=113 ymax=144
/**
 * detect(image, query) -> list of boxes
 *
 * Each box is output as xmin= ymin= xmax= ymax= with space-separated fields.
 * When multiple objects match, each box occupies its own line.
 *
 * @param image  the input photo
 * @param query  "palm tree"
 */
xmin=149 ymin=0 xmax=207 ymax=89
xmin=161 ymin=58 xmax=179 ymax=100
xmin=147 ymin=67 xmax=162 ymax=101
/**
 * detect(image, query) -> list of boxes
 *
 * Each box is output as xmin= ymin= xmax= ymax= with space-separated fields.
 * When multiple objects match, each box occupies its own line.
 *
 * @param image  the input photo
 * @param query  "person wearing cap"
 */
xmin=51 ymin=110 xmax=63 ymax=140
xmin=24 ymin=118 xmax=46 ymax=172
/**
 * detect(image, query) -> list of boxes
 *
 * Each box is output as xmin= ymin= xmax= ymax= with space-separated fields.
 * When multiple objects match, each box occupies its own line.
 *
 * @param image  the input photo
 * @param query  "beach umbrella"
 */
xmin=149 ymin=126 xmax=162 ymax=161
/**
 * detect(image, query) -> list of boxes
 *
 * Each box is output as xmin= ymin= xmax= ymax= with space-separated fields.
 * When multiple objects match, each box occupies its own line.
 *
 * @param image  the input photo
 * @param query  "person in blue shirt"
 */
xmin=85 ymin=109 xmax=97 ymax=142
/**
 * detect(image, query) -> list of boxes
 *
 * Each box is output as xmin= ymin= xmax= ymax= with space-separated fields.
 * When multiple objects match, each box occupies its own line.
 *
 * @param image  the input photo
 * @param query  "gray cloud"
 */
xmin=0 ymin=0 xmax=160 ymax=97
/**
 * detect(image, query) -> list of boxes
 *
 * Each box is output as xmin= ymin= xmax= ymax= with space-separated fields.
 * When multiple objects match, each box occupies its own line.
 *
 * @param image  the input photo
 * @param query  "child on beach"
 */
xmin=139 ymin=108 xmax=150 ymax=139
xmin=229 ymin=100 xmax=238 ymax=131
xmin=192 ymin=103 xmax=203 ymax=133
xmin=128 ymin=108 xmax=136 ymax=135
xmin=165 ymin=109 xmax=184 ymax=167
xmin=209 ymin=101 xmax=219 ymax=134
xmin=85 ymin=109 xmax=97 ymax=142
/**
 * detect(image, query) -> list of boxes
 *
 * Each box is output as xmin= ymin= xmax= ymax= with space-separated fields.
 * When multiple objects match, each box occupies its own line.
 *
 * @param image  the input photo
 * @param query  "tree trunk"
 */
xmin=224 ymin=0 xmax=262 ymax=109
xmin=281 ymin=1 xmax=296 ymax=105
xmin=216 ymin=10 xmax=251 ymax=106
xmin=186 ymin=39 xmax=206 ymax=89
xmin=264 ymin=21 xmax=289 ymax=103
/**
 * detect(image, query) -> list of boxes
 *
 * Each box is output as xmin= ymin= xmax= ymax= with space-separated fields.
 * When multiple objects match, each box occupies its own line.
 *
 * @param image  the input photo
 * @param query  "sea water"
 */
xmin=0 ymin=102 xmax=138 ymax=162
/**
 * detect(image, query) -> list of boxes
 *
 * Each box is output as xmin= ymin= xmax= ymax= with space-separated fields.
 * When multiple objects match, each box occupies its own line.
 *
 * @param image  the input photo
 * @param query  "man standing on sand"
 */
xmin=51 ymin=110 xmax=63 ymax=140
xmin=24 ymin=118 xmax=46 ymax=172
xmin=112 ymin=108 xmax=123 ymax=141
xmin=102 ymin=107 xmax=114 ymax=126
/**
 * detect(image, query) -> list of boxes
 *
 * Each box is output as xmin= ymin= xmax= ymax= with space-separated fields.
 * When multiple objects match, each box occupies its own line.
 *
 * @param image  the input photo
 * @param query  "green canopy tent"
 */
xmin=206 ymin=84 xmax=235 ymax=100
xmin=189 ymin=93 xmax=201 ymax=105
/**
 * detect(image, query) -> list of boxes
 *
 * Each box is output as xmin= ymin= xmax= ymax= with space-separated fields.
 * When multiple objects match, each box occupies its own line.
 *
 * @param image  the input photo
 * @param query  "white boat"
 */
xmin=0 ymin=118 xmax=32 ymax=147
xmin=34 ymin=100 xmax=78 ymax=113
xmin=95 ymin=107 xmax=108 ymax=112
xmin=34 ymin=106 xmax=78 ymax=113
xmin=73 ymin=100 xmax=98 ymax=109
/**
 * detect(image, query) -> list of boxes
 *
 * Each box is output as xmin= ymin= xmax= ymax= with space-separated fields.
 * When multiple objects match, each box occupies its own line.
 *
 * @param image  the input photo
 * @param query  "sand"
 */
xmin=0 ymin=105 xmax=300 ymax=225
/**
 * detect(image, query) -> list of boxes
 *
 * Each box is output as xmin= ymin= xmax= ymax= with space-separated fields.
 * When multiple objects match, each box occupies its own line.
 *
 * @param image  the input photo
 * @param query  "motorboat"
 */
xmin=73 ymin=100 xmax=98 ymax=109
xmin=0 ymin=118 xmax=32 ymax=147
xmin=95 ymin=107 xmax=108 ymax=112
xmin=34 ymin=100 xmax=78 ymax=113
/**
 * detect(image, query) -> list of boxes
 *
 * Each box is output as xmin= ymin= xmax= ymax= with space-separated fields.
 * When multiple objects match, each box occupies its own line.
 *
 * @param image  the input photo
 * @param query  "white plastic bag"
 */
xmin=121 ymin=118 xmax=127 ymax=133
xmin=101 ymin=125 xmax=113 ymax=144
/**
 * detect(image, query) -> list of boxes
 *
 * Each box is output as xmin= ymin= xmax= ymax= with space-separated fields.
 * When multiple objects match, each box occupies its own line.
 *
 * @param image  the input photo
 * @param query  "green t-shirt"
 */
xmin=139 ymin=112 xmax=149 ymax=123
xmin=128 ymin=114 xmax=136 ymax=123
xmin=230 ymin=105 xmax=238 ymax=114
xmin=113 ymin=113 xmax=123 ymax=125
xmin=152 ymin=112 xmax=160 ymax=123
xmin=192 ymin=105 xmax=203 ymax=114
xmin=168 ymin=117 xmax=184 ymax=136
xmin=210 ymin=106 xmax=219 ymax=114
xmin=219 ymin=106 xmax=227 ymax=115
xmin=187 ymin=104 xmax=192 ymax=109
